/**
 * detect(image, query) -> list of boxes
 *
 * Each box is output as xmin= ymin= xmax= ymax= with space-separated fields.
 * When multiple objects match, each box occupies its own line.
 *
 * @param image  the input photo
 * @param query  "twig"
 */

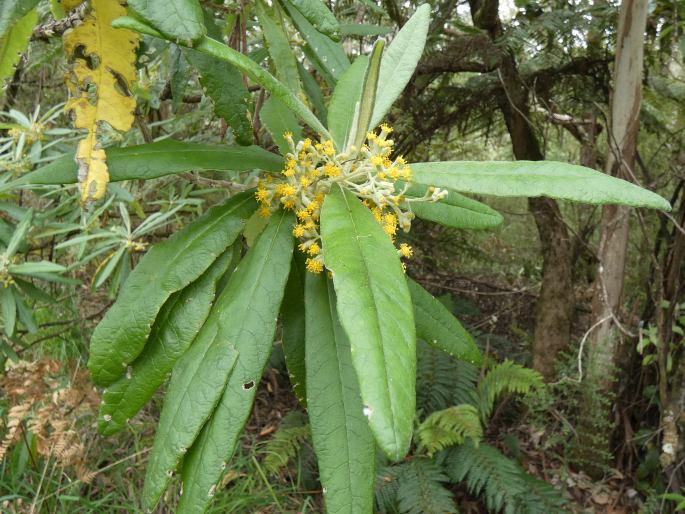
xmin=32 ymin=2 xmax=88 ymax=41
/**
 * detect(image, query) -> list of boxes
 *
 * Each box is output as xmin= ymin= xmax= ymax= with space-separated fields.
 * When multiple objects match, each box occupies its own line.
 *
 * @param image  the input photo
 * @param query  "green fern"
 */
xmin=376 ymin=458 xmax=459 ymax=514
xmin=416 ymin=340 xmax=479 ymax=414
xmin=260 ymin=422 xmax=310 ymax=475
xmin=445 ymin=443 xmax=566 ymax=514
xmin=417 ymin=404 xmax=483 ymax=456
xmin=478 ymin=360 xmax=542 ymax=419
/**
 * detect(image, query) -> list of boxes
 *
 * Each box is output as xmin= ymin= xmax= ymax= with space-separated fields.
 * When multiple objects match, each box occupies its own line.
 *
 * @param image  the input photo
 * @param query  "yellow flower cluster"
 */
xmin=256 ymin=124 xmax=446 ymax=273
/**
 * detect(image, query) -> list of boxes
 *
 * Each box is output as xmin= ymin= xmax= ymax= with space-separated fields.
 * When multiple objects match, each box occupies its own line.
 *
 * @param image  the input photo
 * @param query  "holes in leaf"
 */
xmin=73 ymin=45 xmax=100 ymax=69
xmin=242 ymin=381 xmax=255 ymax=390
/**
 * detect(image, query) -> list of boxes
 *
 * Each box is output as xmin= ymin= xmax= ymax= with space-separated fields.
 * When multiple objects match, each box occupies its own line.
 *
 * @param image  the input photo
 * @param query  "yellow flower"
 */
xmin=255 ymin=188 xmax=269 ymax=204
xmin=308 ymin=243 xmax=321 ymax=256
xmin=380 ymin=123 xmax=393 ymax=134
xmin=275 ymin=184 xmax=297 ymax=197
xmin=370 ymin=156 xmax=384 ymax=167
xmin=398 ymin=243 xmax=413 ymax=258
xmin=306 ymin=258 xmax=324 ymax=274
xmin=300 ymin=176 xmax=311 ymax=187
xmin=293 ymin=224 xmax=306 ymax=237
xmin=259 ymin=207 xmax=271 ymax=218
xmin=324 ymin=164 xmax=340 ymax=177
xmin=296 ymin=209 xmax=309 ymax=221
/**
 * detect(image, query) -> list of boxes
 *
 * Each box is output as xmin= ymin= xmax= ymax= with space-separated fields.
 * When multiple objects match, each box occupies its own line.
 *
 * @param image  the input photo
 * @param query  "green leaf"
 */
xmin=9 ymin=261 xmax=66 ymax=275
xmin=407 ymin=278 xmax=482 ymax=366
xmin=339 ymin=23 xmax=391 ymax=37
xmin=88 ymin=192 xmax=256 ymax=386
xmin=350 ymin=39 xmax=384 ymax=150
xmin=5 ymin=208 xmax=32 ymax=258
xmin=112 ymin=17 xmax=330 ymax=138
xmin=283 ymin=0 xmax=349 ymax=83
xmin=195 ymin=35 xmax=330 ymax=137
xmin=286 ymin=0 xmax=340 ymax=39
xmin=142 ymin=318 xmax=239 ymax=509
xmin=93 ymin=247 xmax=126 ymax=289
xmin=11 ymin=141 xmax=282 ymax=189
xmin=184 ymin=49 xmax=253 ymax=145
xmin=281 ymin=253 xmax=307 ymax=405
xmin=477 ymin=361 xmax=542 ymax=419
xmin=176 ymin=210 xmax=295 ymax=514
xmin=98 ymin=250 xmax=234 ymax=436
xmin=298 ymin=62 xmax=328 ymax=120
xmin=260 ymin=96 xmax=302 ymax=156
xmin=0 ymin=286 xmax=16 ymax=336
xmin=0 ymin=8 xmax=38 ymax=84
xmin=305 ymin=273 xmax=375 ymax=514
xmin=416 ymin=404 xmax=483 ymax=455
xmin=15 ymin=293 xmax=36 ymax=333
xmin=0 ymin=0 xmax=39 ymax=37
xmin=320 ymin=186 xmax=415 ymax=460
xmin=256 ymin=1 xmax=301 ymax=95
xmin=328 ymin=55 xmax=368 ymax=150
xmin=169 ymin=45 xmax=190 ymax=112
xmin=370 ymin=4 xmax=430 ymax=128
xmin=128 ymin=0 xmax=206 ymax=44
xmin=402 ymin=183 xmax=503 ymax=230
xmin=411 ymin=161 xmax=672 ymax=210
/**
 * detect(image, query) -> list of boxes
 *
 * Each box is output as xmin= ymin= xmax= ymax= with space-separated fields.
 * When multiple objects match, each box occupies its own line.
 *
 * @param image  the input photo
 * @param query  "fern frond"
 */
xmin=447 ymin=443 xmax=523 ymax=513
xmin=377 ymin=458 xmax=459 ymax=514
xmin=417 ymin=404 xmax=483 ymax=455
xmin=261 ymin=423 xmax=310 ymax=475
xmin=416 ymin=340 xmax=478 ymax=414
xmin=515 ymin=473 xmax=568 ymax=514
xmin=446 ymin=443 xmax=566 ymax=514
xmin=478 ymin=361 xmax=542 ymax=419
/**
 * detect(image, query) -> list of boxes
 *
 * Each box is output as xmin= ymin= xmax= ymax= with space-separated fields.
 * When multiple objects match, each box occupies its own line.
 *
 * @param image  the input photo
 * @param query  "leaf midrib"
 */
xmin=338 ymin=188 xmax=398 ymax=450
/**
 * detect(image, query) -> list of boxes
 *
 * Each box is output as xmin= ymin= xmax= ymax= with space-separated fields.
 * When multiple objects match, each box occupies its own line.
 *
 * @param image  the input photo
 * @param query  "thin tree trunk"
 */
xmin=499 ymin=64 xmax=575 ymax=380
xmin=588 ymin=0 xmax=649 ymax=384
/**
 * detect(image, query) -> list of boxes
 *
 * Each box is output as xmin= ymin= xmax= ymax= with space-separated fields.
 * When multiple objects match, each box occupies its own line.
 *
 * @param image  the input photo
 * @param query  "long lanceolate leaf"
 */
xmin=407 ymin=278 xmax=481 ymax=365
xmin=10 ymin=140 xmax=283 ymax=190
xmin=256 ymin=0 xmax=301 ymax=95
xmin=111 ymin=16 xmax=331 ymax=139
xmin=88 ymin=193 xmax=256 ymax=386
xmin=411 ymin=161 xmax=672 ymax=210
xmin=142 ymin=320 xmax=238 ymax=508
xmin=401 ymin=183 xmax=503 ymax=230
xmin=320 ymin=186 xmax=416 ymax=461
xmin=128 ymin=0 xmax=205 ymax=44
xmin=349 ymin=39 xmax=384 ymax=150
xmin=98 ymin=250 xmax=235 ymax=436
xmin=184 ymin=49 xmax=253 ymax=145
xmin=281 ymin=253 xmax=307 ymax=405
xmin=370 ymin=4 xmax=430 ymax=128
xmin=174 ymin=210 xmax=295 ymax=514
xmin=305 ymin=273 xmax=375 ymax=514
xmin=328 ymin=55 xmax=369 ymax=151
xmin=282 ymin=0 xmax=349 ymax=84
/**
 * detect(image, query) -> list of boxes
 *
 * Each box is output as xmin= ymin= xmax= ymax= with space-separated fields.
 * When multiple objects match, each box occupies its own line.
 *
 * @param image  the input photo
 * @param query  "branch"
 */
xmin=417 ymin=33 xmax=501 ymax=74
xmin=32 ymin=2 xmax=88 ymax=41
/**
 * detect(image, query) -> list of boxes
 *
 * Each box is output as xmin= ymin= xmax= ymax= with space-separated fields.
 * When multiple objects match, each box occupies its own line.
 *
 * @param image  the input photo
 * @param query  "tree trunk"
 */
xmin=473 ymin=11 xmax=576 ymax=380
xmin=588 ymin=0 xmax=649 ymax=385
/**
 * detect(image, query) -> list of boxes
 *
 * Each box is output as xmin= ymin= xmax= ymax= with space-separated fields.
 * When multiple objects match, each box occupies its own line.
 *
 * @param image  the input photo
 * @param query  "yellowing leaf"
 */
xmin=63 ymin=0 xmax=138 ymax=204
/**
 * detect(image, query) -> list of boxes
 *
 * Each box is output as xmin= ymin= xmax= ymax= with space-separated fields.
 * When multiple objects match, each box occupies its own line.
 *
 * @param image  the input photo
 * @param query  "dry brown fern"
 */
xmin=0 ymin=358 xmax=100 ymax=481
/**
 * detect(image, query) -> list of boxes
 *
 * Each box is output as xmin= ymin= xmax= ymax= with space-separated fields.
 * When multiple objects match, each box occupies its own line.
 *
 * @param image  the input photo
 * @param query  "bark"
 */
xmin=588 ymin=0 xmax=649 ymax=384
xmin=468 ymin=0 xmax=576 ymax=380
